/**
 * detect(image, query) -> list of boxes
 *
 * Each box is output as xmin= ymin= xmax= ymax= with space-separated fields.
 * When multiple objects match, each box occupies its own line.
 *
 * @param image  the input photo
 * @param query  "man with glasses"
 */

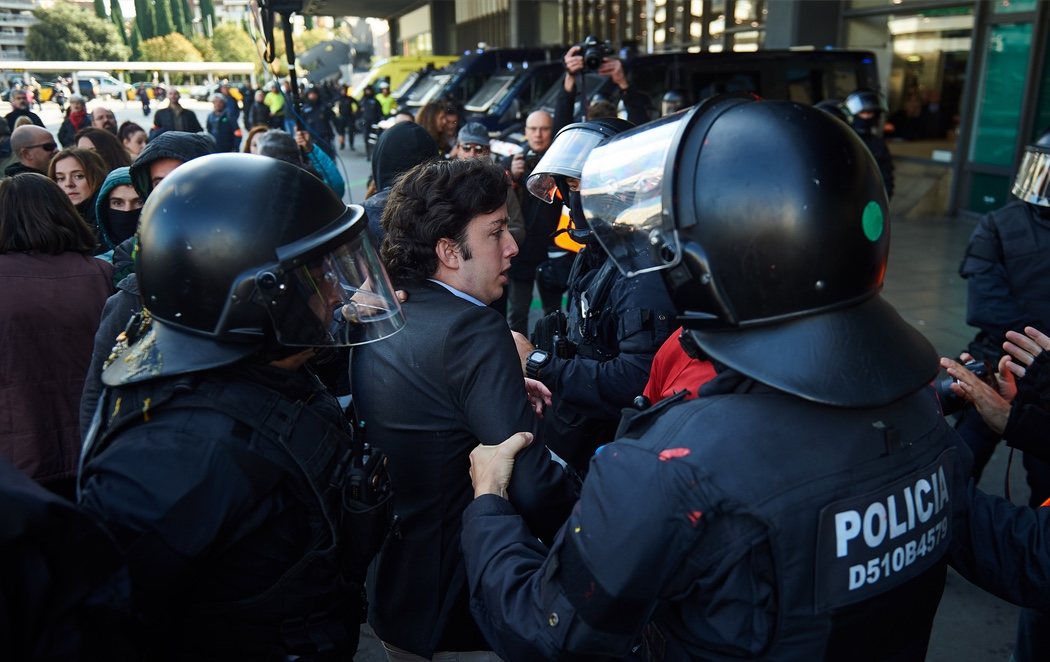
xmin=5 ymin=88 xmax=43 ymax=131
xmin=90 ymin=106 xmax=118 ymax=135
xmin=6 ymin=125 xmax=56 ymax=176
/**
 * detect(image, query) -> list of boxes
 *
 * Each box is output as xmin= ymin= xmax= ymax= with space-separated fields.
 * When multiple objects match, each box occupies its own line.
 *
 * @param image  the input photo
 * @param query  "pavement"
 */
xmin=8 ymin=96 xmax=1031 ymax=660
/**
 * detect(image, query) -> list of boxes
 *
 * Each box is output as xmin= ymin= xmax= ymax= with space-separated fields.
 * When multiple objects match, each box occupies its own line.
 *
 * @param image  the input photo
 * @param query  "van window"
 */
xmin=465 ymin=74 xmax=515 ymax=112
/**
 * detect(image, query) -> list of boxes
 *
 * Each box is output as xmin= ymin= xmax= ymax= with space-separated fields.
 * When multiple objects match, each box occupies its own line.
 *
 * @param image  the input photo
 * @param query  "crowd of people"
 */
xmin=2 ymin=46 xmax=1050 ymax=662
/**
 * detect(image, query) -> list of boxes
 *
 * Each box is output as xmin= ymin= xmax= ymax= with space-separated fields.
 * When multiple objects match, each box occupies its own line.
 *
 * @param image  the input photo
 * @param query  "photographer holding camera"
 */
xmin=554 ymin=39 xmax=650 ymax=130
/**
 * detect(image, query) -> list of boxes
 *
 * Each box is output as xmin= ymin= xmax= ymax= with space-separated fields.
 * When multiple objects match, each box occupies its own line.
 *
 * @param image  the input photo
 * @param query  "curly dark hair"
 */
xmin=380 ymin=158 xmax=508 ymax=286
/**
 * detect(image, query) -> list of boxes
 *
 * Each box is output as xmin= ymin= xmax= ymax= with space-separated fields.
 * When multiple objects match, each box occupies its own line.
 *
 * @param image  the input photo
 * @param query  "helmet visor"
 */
xmin=269 ymin=230 xmax=404 ymax=347
xmin=526 ymin=128 xmax=609 ymax=203
xmin=580 ymin=113 xmax=685 ymax=277
xmin=1012 ymin=148 xmax=1050 ymax=207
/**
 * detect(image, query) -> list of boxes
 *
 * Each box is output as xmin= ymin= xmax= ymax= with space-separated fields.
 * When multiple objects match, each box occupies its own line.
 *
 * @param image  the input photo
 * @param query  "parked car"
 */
xmin=74 ymin=70 xmax=132 ymax=99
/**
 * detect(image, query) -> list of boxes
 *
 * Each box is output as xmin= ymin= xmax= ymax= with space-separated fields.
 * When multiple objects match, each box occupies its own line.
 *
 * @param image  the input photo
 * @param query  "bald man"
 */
xmin=506 ymin=109 xmax=563 ymax=334
xmin=5 ymin=125 xmax=58 ymax=176
xmin=91 ymin=106 xmax=117 ymax=134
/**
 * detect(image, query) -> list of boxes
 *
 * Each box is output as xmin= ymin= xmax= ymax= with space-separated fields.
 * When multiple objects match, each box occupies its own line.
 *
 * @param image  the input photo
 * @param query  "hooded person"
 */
xmin=92 ymin=167 xmax=142 ymax=266
xmin=80 ymin=131 xmax=216 ymax=439
xmin=128 ymin=130 xmax=216 ymax=199
xmin=363 ymin=121 xmax=438 ymax=244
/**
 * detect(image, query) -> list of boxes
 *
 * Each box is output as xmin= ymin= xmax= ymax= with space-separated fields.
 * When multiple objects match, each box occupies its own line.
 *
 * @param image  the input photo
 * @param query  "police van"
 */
xmin=462 ymin=61 xmax=564 ymax=133
xmin=527 ymin=48 xmax=880 ymax=127
xmin=400 ymin=47 xmax=564 ymax=112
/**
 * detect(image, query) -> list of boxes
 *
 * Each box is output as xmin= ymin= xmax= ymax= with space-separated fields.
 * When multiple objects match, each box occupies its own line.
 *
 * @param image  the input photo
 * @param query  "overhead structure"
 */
xmin=298 ymin=0 xmax=415 ymax=17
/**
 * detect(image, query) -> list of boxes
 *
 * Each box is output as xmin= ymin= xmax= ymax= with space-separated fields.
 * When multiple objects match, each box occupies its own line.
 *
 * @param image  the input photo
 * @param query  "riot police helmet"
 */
xmin=1011 ymin=128 xmax=1050 ymax=207
xmin=843 ymin=89 xmax=884 ymax=117
xmin=578 ymin=93 xmax=936 ymax=407
xmin=103 ymin=153 xmax=404 ymax=386
xmin=814 ymin=98 xmax=852 ymax=124
xmin=661 ymin=90 xmax=687 ymax=116
xmin=526 ymin=117 xmax=634 ymax=244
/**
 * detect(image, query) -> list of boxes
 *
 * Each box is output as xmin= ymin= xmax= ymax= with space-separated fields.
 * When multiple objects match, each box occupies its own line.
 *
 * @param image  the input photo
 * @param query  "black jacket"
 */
xmin=351 ymin=281 xmax=577 ymax=657
xmin=3 ymin=160 xmax=44 ymax=177
xmin=960 ymin=201 xmax=1050 ymax=359
xmin=152 ymin=105 xmax=204 ymax=135
xmin=79 ymin=239 xmax=139 ymax=440
xmin=462 ymin=372 xmax=970 ymax=660
xmin=5 ymin=107 xmax=43 ymax=130
xmin=538 ymin=247 xmax=676 ymax=469
xmin=78 ymin=363 xmax=364 ymax=659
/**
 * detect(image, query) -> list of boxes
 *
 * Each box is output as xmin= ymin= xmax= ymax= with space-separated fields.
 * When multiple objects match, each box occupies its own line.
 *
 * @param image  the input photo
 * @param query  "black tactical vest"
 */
xmin=80 ymin=371 xmax=393 ymax=659
xmin=962 ymin=201 xmax=1050 ymax=344
xmin=608 ymin=386 xmax=968 ymax=660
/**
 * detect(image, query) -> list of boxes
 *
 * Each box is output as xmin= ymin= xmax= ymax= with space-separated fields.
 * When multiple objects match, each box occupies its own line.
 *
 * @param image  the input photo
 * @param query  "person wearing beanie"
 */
xmin=364 ymin=122 xmax=439 ymax=243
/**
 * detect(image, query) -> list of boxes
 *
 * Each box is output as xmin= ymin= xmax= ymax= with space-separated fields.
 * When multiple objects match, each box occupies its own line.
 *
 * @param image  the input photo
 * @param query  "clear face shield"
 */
xmin=1012 ymin=147 xmax=1050 ymax=207
xmin=258 ymin=227 xmax=405 ymax=347
xmin=579 ymin=113 xmax=686 ymax=277
xmin=525 ymin=128 xmax=609 ymax=204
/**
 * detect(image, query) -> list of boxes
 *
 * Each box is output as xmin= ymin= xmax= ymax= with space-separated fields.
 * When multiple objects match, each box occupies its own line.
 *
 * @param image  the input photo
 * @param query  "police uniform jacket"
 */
xmin=79 ymin=362 xmax=364 ymax=659
xmin=461 ymin=369 xmax=970 ymax=660
xmin=960 ymin=200 xmax=1050 ymax=358
xmin=539 ymin=248 xmax=675 ymax=469
xmin=951 ymin=483 xmax=1050 ymax=611
xmin=351 ymin=281 xmax=577 ymax=657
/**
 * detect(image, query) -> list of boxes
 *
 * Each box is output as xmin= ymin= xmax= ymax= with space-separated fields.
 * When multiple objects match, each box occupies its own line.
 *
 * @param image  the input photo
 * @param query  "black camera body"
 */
xmin=580 ymin=35 xmax=613 ymax=71
xmin=502 ymin=148 xmax=542 ymax=174
xmin=936 ymin=359 xmax=997 ymax=416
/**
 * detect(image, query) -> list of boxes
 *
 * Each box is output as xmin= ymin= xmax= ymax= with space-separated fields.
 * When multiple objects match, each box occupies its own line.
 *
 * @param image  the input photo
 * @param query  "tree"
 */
xmin=155 ymin=0 xmax=175 ymax=37
xmin=189 ymin=34 xmax=217 ymax=61
xmin=130 ymin=22 xmax=143 ymax=59
xmin=109 ymin=0 xmax=127 ymax=43
xmin=169 ymin=0 xmax=186 ymax=36
xmin=181 ymin=0 xmax=193 ymax=34
xmin=93 ymin=0 xmax=107 ymax=20
xmin=134 ymin=0 xmax=155 ymax=40
xmin=211 ymin=23 xmax=256 ymax=63
xmin=198 ymin=0 xmax=216 ymax=37
xmin=26 ymin=3 xmax=130 ymax=61
xmin=139 ymin=32 xmax=203 ymax=62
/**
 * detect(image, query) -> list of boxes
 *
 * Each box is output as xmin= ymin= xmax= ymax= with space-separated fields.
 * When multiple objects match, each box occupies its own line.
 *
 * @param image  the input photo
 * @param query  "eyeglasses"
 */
xmin=460 ymin=144 xmax=489 ymax=154
xmin=26 ymin=142 xmax=57 ymax=152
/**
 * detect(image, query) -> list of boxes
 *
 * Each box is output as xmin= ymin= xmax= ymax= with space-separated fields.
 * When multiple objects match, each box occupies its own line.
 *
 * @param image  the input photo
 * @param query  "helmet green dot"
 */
xmin=862 ymin=201 xmax=884 ymax=242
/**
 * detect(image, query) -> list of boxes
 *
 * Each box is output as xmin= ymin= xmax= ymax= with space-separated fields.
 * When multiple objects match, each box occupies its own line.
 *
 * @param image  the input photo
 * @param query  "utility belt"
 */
xmin=531 ymin=310 xmax=617 ymax=362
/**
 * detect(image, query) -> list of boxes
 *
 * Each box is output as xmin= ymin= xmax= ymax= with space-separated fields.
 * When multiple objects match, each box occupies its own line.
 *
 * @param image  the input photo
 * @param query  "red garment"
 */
xmin=68 ymin=109 xmax=87 ymax=131
xmin=643 ymin=326 xmax=717 ymax=403
xmin=0 ymin=253 xmax=113 ymax=486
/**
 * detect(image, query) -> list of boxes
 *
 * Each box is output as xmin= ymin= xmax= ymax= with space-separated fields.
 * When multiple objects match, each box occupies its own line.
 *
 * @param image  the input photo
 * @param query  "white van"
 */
xmin=74 ymin=70 xmax=132 ymax=99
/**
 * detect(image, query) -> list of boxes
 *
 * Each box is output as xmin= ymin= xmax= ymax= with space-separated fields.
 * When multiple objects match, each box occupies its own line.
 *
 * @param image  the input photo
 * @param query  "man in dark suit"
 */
xmin=351 ymin=158 xmax=577 ymax=661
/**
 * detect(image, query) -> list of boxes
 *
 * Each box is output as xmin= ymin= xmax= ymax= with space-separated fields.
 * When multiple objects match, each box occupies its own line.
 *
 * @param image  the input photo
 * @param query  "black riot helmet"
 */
xmin=526 ymin=117 xmax=634 ymax=243
xmin=103 ymin=153 xmax=404 ymax=386
xmin=579 ymin=94 xmax=936 ymax=407
xmin=661 ymin=90 xmax=687 ymax=116
xmin=843 ymin=89 xmax=884 ymax=116
xmin=1012 ymin=128 xmax=1050 ymax=207
xmin=814 ymin=98 xmax=852 ymax=125
xmin=844 ymin=89 xmax=885 ymax=135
